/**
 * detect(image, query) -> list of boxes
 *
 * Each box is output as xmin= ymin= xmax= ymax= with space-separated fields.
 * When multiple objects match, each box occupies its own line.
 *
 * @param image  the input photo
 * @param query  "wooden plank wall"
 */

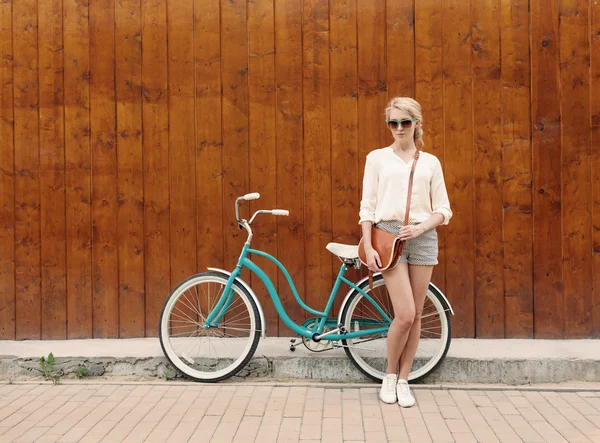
xmin=2 ymin=0 xmax=600 ymax=339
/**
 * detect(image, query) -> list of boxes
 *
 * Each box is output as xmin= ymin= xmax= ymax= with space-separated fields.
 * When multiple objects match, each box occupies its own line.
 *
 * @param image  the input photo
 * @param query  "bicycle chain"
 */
xmin=300 ymin=335 xmax=384 ymax=352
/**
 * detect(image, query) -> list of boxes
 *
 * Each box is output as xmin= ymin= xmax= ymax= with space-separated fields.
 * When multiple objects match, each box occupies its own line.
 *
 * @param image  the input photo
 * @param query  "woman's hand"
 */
xmin=365 ymin=247 xmax=382 ymax=273
xmin=398 ymin=224 xmax=424 ymax=241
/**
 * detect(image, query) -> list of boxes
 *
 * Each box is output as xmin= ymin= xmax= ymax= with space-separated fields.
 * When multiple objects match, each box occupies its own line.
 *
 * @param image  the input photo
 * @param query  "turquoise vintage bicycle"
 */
xmin=159 ymin=193 xmax=454 ymax=383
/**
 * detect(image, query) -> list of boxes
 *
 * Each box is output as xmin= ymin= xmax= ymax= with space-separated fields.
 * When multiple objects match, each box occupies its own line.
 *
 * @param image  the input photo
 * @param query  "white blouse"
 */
xmin=359 ymin=147 xmax=452 ymax=226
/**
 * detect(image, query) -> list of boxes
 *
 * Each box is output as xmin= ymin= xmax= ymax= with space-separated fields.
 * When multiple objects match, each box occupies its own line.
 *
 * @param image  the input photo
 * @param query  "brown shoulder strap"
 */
xmin=403 ymin=150 xmax=420 ymax=227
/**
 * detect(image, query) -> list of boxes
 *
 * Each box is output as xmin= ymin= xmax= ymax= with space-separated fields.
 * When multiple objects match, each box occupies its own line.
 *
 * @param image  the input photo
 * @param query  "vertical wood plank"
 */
xmin=303 ymin=0 xmax=333 ymax=319
xmin=116 ymin=0 xmax=144 ymax=337
xmin=64 ymin=0 xmax=92 ymax=338
xmin=560 ymin=0 xmax=592 ymax=338
xmin=500 ymin=0 xmax=533 ymax=338
xmin=142 ymin=0 xmax=170 ymax=336
xmin=195 ymin=0 xmax=223 ymax=273
xmin=39 ymin=0 xmax=66 ymax=339
xmin=330 ymin=0 xmax=359 ymax=314
xmin=0 ymin=0 xmax=15 ymax=339
xmin=472 ymin=0 xmax=504 ymax=337
xmin=357 ymin=0 xmax=385 ymax=288
xmin=90 ymin=0 xmax=118 ymax=338
xmin=386 ymin=0 xmax=414 ymax=98
xmin=415 ymin=0 xmax=446 ymax=293
xmin=248 ymin=0 xmax=278 ymax=334
xmin=592 ymin=0 xmax=600 ymax=337
xmin=531 ymin=0 xmax=563 ymax=338
xmin=442 ymin=0 xmax=475 ymax=337
xmin=221 ymin=0 xmax=249 ymax=270
xmin=275 ymin=0 xmax=305 ymax=333
xmin=13 ymin=0 xmax=41 ymax=339
xmin=358 ymin=0 xmax=387 ymax=165
xmin=167 ymin=0 xmax=196 ymax=286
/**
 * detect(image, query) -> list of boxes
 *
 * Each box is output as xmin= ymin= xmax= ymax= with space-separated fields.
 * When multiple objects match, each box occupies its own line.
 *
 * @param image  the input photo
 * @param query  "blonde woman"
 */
xmin=359 ymin=97 xmax=452 ymax=407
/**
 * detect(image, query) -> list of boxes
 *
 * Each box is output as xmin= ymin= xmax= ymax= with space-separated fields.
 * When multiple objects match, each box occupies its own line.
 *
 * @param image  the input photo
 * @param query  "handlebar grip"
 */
xmin=272 ymin=210 xmax=289 ymax=216
xmin=243 ymin=192 xmax=260 ymax=201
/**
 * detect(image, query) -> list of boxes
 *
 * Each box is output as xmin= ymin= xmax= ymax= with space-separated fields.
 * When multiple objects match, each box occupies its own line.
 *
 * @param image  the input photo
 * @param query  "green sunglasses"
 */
xmin=386 ymin=117 xmax=417 ymax=131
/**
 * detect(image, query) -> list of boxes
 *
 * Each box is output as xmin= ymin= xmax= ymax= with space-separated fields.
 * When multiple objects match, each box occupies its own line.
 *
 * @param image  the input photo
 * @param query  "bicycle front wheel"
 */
xmin=340 ymin=274 xmax=451 ymax=383
xmin=159 ymin=272 xmax=261 ymax=382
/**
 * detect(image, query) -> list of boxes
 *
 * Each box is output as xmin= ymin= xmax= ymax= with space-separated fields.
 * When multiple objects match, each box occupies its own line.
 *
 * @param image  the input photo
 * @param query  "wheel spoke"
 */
xmin=159 ymin=274 xmax=260 ymax=382
xmin=341 ymin=276 xmax=450 ymax=383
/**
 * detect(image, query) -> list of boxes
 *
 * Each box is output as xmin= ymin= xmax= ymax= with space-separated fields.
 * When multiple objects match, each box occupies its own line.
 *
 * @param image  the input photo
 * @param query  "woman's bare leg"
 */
xmin=398 ymin=264 xmax=434 ymax=381
xmin=382 ymin=262 xmax=416 ymax=374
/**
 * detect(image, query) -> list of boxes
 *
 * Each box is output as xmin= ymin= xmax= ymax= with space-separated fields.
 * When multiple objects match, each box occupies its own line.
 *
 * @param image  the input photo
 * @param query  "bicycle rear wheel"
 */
xmin=340 ymin=274 xmax=451 ymax=383
xmin=159 ymin=272 xmax=261 ymax=382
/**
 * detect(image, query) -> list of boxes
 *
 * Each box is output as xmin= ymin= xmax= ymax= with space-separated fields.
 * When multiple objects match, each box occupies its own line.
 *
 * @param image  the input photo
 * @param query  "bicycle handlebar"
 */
xmin=242 ymin=192 xmax=260 ymax=200
xmin=235 ymin=193 xmax=290 ymax=243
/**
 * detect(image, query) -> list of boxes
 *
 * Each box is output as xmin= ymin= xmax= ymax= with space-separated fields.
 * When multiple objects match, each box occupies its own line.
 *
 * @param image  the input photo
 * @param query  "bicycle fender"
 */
xmin=336 ymin=273 xmax=455 ymax=326
xmin=207 ymin=267 xmax=267 ymax=338
xmin=428 ymin=281 xmax=455 ymax=315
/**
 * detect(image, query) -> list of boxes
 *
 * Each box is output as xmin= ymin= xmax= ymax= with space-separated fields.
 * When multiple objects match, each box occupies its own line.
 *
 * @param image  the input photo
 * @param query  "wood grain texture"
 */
xmin=39 ymin=0 xmax=66 ymax=339
xmin=275 ymin=0 xmax=305 ymax=334
xmin=357 ymin=0 xmax=386 ymax=288
xmin=141 ymin=0 xmax=170 ymax=337
xmin=13 ymin=0 xmax=41 ymax=339
xmin=248 ymin=0 xmax=279 ymax=334
xmin=64 ymin=0 xmax=92 ymax=338
xmin=472 ymin=0 xmax=504 ymax=338
xmin=415 ymin=0 xmax=446 ymax=293
xmin=386 ymin=0 xmax=414 ymax=98
xmin=331 ymin=0 xmax=360 ymax=315
xmin=0 ymin=0 xmax=15 ymax=339
xmin=116 ymin=0 xmax=145 ymax=338
xmin=592 ymin=0 xmax=600 ymax=337
xmin=167 ymin=0 xmax=196 ymax=312
xmin=195 ymin=0 xmax=223 ymax=272
xmin=195 ymin=0 xmax=222 ymax=336
xmin=90 ymin=0 xmax=118 ymax=338
xmin=142 ymin=0 xmax=171 ymax=335
xmin=0 ymin=2 xmax=16 ymax=339
xmin=531 ymin=0 xmax=563 ymax=338
xmin=303 ymin=0 xmax=333 ymax=320
xmin=559 ymin=0 xmax=593 ymax=337
xmin=500 ymin=0 xmax=533 ymax=338
xmin=358 ymin=0 xmax=387 ymax=169
xmin=221 ymin=0 xmax=249 ymax=272
xmin=3 ymin=0 xmax=600 ymax=339
xmin=442 ymin=0 xmax=475 ymax=337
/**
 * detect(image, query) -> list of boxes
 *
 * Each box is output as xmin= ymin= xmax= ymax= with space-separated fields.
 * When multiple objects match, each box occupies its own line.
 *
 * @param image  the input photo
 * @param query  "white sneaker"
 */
xmin=379 ymin=374 xmax=398 ymax=404
xmin=396 ymin=379 xmax=415 ymax=407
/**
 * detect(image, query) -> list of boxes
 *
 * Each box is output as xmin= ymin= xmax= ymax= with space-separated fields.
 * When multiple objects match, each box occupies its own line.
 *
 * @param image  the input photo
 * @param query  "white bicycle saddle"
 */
xmin=326 ymin=242 xmax=359 ymax=260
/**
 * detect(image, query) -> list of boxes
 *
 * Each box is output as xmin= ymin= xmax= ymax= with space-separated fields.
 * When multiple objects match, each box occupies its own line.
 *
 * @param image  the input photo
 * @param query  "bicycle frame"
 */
xmin=204 ymin=242 xmax=391 ymax=341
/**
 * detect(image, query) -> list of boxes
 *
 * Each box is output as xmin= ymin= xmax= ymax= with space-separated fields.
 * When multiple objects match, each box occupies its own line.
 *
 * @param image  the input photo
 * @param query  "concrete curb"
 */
xmin=2 ymin=355 xmax=600 ymax=385
xmin=2 ymin=338 xmax=600 ymax=384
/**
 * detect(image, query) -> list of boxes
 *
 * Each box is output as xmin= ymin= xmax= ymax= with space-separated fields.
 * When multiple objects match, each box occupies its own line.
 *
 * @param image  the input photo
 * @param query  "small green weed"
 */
xmin=40 ymin=352 xmax=62 ymax=385
xmin=74 ymin=365 xmax=89 ymax=379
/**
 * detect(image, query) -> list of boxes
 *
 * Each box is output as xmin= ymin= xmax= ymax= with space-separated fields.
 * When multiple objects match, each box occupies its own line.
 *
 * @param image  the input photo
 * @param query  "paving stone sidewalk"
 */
xmin=1 ymin=381 xmax=600 ymax=443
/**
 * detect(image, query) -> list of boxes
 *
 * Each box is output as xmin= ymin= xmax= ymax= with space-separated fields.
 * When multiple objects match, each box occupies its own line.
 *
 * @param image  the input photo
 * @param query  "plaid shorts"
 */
xmin=374 ymin=220 xmax=439 ymax=266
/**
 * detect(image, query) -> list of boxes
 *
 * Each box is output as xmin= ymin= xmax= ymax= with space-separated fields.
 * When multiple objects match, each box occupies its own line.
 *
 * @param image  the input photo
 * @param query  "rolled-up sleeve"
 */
xmin=359 ymin=155 xmax=378 ymax=224
xmin=431 ymin=159 xmax=452 ymax=225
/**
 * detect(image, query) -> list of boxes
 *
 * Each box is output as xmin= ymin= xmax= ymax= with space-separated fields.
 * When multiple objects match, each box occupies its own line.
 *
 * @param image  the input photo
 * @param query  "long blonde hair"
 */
xmin=384 ymin=97 xmax=424 ymax=148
